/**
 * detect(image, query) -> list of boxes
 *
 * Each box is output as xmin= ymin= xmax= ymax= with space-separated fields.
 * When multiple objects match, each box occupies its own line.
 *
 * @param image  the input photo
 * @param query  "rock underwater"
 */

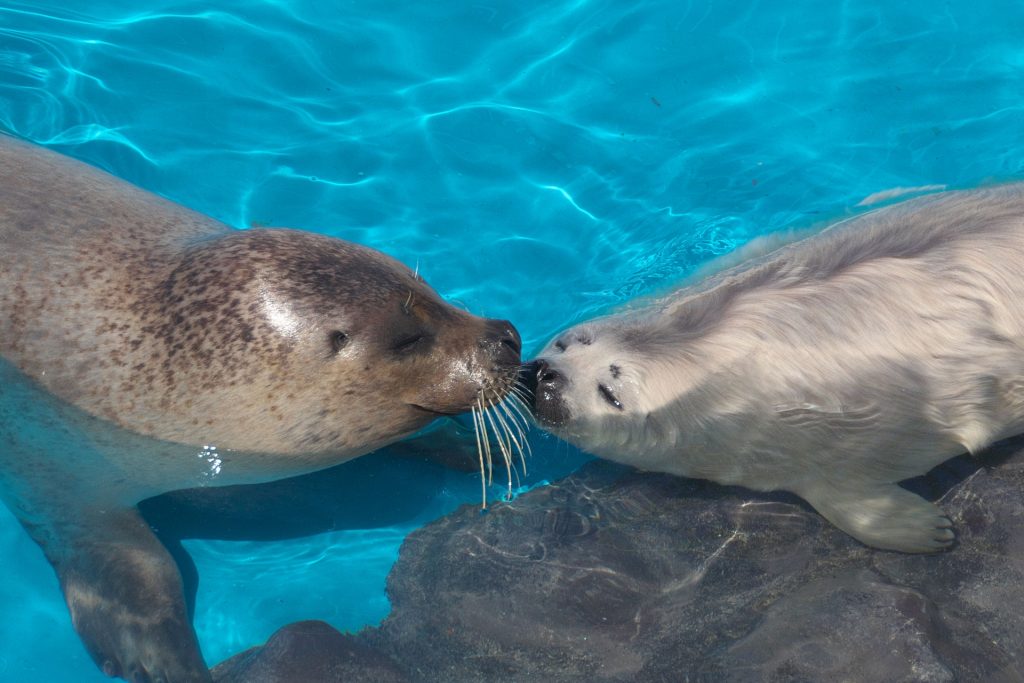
xmin=212 ymin=439 xmax=1024 ymax=682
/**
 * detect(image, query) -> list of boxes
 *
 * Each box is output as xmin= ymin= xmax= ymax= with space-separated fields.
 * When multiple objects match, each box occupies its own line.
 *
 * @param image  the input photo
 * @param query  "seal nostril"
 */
xmin=538 ymin=362 xmax=561 ymax=385
xmin=485 ymin=319 xmax=521 ymax=359
xmin=527 ymin=359 xmax=563 ymax=386
xmin=501 ymin=336 xmax=521 ymax=355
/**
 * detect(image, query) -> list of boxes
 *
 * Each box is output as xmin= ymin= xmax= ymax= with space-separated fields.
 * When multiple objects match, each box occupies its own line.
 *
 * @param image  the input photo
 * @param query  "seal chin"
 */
xmin=521 ymin=359 xmax=571 ymax=428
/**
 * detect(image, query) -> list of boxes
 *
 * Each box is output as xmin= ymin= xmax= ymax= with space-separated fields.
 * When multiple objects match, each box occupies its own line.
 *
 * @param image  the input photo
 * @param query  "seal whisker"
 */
xmin=482 ymin=397 xmax=515 ymax=498
xmin=498 ymin=393 xmax=530 ymax=452
xmin=501 ymin=402 xmax=529 ymax=453
xmin=478 ymin=395 xmax=496 ymax=487
xmin=506 ymin=392 xmax=539 ymax=450
xmin=496 ymin=397 xmax=530 ymax=475
xmin=509 ymin=383 xmax=537 ymax=416
xmin=505 ymin=389 xmax=536 ymax=434
xmin=470 ymin=401 xmax=488 ymax=509
xmin=498 ymin=393 xmax=530 ymax=489
xmin=488 ymin=392 xmax=518 ymax=477
xmin=501 ymin=389 xmax=535 ymax=463
xmin=513 ymin=376 xmax=535 ymax=399
xmin=491 ymin=397 xmax=527 ymax=474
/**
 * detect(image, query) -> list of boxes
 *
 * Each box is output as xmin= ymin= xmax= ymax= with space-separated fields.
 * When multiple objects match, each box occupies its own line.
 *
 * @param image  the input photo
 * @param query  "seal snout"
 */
xmin=521 ymin=359 xmax=570 ymax=426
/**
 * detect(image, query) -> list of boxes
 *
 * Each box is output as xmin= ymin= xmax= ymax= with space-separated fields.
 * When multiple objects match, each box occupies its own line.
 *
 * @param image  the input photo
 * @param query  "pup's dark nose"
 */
xmin=521 ymin=358 xmax=569 ymax=425
xmin=519 ymin=359 xmax=564 ymax=404
xmin=536 ymin=359 xmax=563 ymax=386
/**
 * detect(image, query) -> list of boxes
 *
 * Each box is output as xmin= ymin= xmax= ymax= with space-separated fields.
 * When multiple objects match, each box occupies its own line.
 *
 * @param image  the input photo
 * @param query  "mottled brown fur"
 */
xmin=0 ymin=134 xmax=520 ymax=682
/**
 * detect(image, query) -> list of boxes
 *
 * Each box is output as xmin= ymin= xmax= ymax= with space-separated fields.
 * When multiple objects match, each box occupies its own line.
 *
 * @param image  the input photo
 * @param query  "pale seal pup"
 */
xmin=525 ymin=185 xmax=1024 ymax=554
xmin=0 ymin=134 xmax=521 ymax=682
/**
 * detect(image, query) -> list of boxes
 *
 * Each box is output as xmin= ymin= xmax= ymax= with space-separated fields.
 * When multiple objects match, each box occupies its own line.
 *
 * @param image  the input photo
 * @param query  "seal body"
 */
xmin=527 ymin=185 xmax=1024 ymax=554
xmin=0 ymin=134 xmax=521 ymax=682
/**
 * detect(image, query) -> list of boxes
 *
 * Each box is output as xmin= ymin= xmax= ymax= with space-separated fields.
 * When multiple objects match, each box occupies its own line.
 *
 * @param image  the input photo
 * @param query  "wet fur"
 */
xmin=531 ymin=184 xmax=1024 ymax=553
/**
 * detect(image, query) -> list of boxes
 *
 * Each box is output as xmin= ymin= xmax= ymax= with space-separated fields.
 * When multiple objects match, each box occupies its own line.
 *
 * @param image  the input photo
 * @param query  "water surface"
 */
xmin=1 ymin=0 xmax=1023 ymax=679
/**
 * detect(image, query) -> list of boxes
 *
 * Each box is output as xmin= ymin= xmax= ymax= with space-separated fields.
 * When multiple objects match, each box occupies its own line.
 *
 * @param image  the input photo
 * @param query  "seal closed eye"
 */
xmin=0 ymin=134 xmax=522 ymax=682
xmin=527 ymin=183 xmax=1024 ymax=554
xmin=598 ymin=383 xmax=623 ymax=410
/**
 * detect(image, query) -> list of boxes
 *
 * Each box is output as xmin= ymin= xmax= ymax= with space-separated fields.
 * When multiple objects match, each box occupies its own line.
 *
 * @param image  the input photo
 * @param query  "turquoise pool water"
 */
xmin=1 ymin=0 xmax=1023 ymax=680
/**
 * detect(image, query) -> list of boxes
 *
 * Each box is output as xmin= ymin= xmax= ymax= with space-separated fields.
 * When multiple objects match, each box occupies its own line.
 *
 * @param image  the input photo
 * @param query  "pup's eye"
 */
xmin=328 ymin=330 xmax=349 ymax=353
xmin=598 ymin=383 xmax=623 ymax=410
xmin=394 ymin=334 xmax=425 ymax=353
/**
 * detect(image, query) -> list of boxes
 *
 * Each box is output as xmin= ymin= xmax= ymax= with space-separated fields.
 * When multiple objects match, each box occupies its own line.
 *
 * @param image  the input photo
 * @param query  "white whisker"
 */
xmin=466 ymin=379 xmax=537 ymax=506
xmin=505 ymin=390 xmax=534 ymax=431
xmin=494 ymin=399 xmax=529 ymax=476
xmin=492 ymin=399 xmax=524 ymax=455
xmin=504 ymin=393 xmax=536 ymax=454
xmin=482 ymin=398 xmax=514 ymax=497
xmin=509 ymin=384 xmax=536 ymax=414
xmin=479 ymin=396 xmax=495 ymax=486
xmin=470 ymin=402 xmax=487 ymax=509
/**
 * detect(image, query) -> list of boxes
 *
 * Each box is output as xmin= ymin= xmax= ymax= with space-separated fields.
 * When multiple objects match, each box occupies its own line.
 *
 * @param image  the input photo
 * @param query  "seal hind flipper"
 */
xmin=51 ymin=506 xmax=211 ymax=683
xmin=1 ymin=359 xmax=212 ymax=681
xmin=801 ymin=482 xmax=955 ymax=553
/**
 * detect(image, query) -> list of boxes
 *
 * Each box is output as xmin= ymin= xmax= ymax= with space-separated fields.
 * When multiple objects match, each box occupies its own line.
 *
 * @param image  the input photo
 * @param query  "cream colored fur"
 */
xmin=534 ymin=185 xmax=1024 ymax=552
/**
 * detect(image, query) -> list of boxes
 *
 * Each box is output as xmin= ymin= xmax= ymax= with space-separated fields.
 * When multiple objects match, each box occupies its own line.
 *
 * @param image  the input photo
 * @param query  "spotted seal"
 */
xmin=0 ymin=134 xmax=521 ymax=682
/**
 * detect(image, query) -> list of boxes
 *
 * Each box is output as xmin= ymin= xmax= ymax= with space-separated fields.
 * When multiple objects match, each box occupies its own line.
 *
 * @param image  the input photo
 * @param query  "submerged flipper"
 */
xmin=26 ymin=505 xmax=211 ymax=683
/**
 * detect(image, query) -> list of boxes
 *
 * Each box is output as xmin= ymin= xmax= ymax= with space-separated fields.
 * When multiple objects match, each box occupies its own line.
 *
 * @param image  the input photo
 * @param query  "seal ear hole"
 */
xmin=555 ymin=340 xmax=567 ymax=352
xmin=328 ymin=330 xmax=349 ymax=354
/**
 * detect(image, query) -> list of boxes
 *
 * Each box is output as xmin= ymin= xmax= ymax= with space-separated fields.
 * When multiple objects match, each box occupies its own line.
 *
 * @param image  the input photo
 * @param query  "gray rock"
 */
xmin=211 ymin=620 xmax=407 ymax=683
xmin=213 ymin=441 xmax=1024 ymax=682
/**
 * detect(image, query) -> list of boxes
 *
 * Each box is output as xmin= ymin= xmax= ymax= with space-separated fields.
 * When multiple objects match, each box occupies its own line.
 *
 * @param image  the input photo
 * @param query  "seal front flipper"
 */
xmin=35 ymin=505 xmax=211 ymax=683
xmin=800 ymin=482 xmax=955 ymax=553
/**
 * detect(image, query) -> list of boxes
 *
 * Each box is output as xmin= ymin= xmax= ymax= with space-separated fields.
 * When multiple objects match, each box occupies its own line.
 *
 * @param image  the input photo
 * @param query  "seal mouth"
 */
xmin=408 ymin=368 xmax=520 ymax=418
xmin=409 ymin=404 xmax=463 ymax=417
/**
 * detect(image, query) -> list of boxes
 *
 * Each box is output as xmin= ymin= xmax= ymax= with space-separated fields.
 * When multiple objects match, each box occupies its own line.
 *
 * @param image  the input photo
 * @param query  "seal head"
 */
xmin=130 ymin=227 xmax=522 ymax=458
